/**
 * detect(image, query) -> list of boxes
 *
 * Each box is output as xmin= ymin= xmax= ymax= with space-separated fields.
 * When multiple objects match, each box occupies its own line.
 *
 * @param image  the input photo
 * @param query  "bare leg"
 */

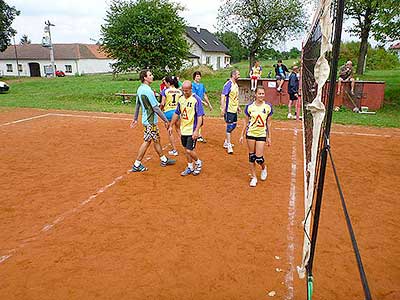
xmin=187 ymin=149 xmax=199 ymax=162
xmin=184 ymin=149 xmax=193 ymax=163
xmin=350 ymin=78 xmax=355 ymax=93
xmin=152 ymin=138 xmax=164 ymax=157
xmin=247 ymin=139 xmax=257 ymax=178
xmin=288 ymin=100 xmax=293 ymax=115
xmin=167 ymin=130 xmax=176 ymax=151
xmin=136 ymin=141 xmax=151 ymax=161
xmin=337 ymin=78 xmax=342 ymax=95
xmin=255 ymin=141 xmax=266 ymax=170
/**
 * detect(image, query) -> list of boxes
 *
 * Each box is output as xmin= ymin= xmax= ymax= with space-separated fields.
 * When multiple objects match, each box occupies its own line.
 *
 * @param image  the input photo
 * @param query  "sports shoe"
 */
xmin=287 ymin=113 xmax=293 ymax=119
xmin=168 ymin=149 xmax=179 ymax=156
xmin=227 ymin=143 xmax=233 ymax=154
xmin=261 ymin=167 xmax=268 ymax=181
xmin=223 ymin=141 xmax=234 ymax=149
xmin=197 ymin=136 xmax=207 ymax=143
xmin=193 ymin=160 xmax=202 ymax=176
xmin=160 ymin=158 xmax=176 ymax=167
xmin=130 ymin=163 xmax=148 ymax=172
xmin=250 ymin=177 xmax=258 ymax=187
xmin=181 ymin=167 xmax=193 ymax=176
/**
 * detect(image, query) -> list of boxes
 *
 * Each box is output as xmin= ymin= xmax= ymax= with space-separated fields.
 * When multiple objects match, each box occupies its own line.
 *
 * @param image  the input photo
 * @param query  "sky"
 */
xmin=8 ymin=0 xmax=357 ymax=51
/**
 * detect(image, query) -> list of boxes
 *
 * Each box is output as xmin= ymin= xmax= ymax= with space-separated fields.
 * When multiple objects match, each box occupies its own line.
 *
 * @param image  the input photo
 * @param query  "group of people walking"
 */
xmin=130 ymin=68 xmax=274 ymax=187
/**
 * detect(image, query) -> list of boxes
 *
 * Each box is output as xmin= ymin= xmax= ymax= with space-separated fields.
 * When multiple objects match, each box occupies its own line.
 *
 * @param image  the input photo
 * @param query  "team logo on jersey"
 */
xmin=254 ymin=114 xmax=265 ymax=127
xmin=181 ymin=107 xmax=189 ymax=120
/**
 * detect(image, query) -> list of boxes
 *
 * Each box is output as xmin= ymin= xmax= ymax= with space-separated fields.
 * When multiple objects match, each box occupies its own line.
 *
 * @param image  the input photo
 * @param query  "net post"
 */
xmin=306 ymin=0 xmax=346 ymax=279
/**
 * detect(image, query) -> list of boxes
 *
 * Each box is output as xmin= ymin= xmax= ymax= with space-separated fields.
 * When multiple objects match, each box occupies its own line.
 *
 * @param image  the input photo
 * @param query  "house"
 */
xmin=0 ymin=44 xmax=115 ymax=77
xmin=389 ymin=42 xmax=400 ymax=59
xmin=185 ymin=26 xmax=230 ymax=70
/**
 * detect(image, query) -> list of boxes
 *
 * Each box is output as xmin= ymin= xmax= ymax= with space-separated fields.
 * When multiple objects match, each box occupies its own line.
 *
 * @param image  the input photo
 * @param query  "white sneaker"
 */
xmin=223 ymin=141 xmax=235 ymax=149
xmin=250 ymin=177 xmax=258 ymax=187
xmin=261 ymin=167 xmax=268 ymax=181
xmin=227 ymin=143 xmax=233 ymax=154
xmin=287 ymin=113 xmax=293 ymax=119
xmin=168 ymin=149 xmax=178 ymax=156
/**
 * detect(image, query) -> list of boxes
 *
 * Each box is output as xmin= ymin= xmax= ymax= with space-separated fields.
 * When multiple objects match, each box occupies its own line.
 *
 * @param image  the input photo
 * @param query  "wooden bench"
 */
xmin=115 ymin=92 xmax=162 ymax=104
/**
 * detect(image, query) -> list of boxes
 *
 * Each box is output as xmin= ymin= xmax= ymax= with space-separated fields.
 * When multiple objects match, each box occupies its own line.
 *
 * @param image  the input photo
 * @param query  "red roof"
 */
xmin=390 ymin=42 xmax=400 ymax=50
xmin=0 ymin=44 xmax=110 ymax=60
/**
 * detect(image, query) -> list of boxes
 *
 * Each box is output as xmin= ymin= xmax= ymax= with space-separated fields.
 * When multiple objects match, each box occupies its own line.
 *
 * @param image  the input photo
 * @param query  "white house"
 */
xmin=0 ymin=44 xmax=115 ymax=77
xmin=390 ymin=42 xmax=400 ymax=60
xmin=185 ymin=26 xmax=231 ymax=70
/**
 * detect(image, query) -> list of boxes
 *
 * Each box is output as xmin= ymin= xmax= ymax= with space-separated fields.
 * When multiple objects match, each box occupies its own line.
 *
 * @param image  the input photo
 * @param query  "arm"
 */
xmin=267 ymin=117 xmax=272 ymax=146
xmin=130 ymin=96 xmax=140 ymax=128
xmin=220 ymin=94 xmax=226 ymax=115
xmin=203 ymin=93 xmax=213 ymax=111
xmin=160 ymin=96 xmax=166 ymax=111
xmin=153 ymin=105 xmax=169 ymax=128
xmin=192 ymin=116 xmax=203 ymax=139
xmin=193 ymin=95 xmax=205 ymax=139
xmin=239 ymin=116 xmax=249 ymax=144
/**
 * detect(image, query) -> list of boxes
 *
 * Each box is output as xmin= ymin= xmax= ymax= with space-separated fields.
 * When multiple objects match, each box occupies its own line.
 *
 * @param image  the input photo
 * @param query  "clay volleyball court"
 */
xmin=0 ymin=108 xmax=399 ymax=299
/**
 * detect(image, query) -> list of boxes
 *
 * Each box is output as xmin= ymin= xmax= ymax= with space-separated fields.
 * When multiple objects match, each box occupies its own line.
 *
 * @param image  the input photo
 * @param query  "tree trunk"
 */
xmin=356 ymin=7 xmax=372 ymax=75
xmin=249 ymin=50 xmax=257 ymax=72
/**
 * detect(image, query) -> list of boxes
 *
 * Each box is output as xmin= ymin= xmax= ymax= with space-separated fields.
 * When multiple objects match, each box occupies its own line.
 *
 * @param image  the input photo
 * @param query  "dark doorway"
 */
xmin=28 ymin=62 xmax=41 ymax=77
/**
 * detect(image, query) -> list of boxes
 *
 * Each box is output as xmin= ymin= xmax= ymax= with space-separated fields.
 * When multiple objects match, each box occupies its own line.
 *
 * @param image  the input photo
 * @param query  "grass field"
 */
xmin=0 ymin=59 xmax=399 ymax=127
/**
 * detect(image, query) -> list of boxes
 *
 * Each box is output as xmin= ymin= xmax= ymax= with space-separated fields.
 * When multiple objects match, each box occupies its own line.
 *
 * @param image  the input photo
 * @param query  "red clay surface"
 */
xmin=0 ymin=108 xmax=399 ymax=300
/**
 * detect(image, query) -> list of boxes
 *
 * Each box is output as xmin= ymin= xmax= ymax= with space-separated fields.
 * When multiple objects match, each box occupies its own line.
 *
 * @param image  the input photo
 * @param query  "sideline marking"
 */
xmin=49 ymin=113 xmax=132 ymax=121
xmin=285 ymin=126 xmax=298 ymax=300
xmin=0 ymin=174 xmax=125 ymax=265
xmin=0 ymin=113 xmax=50 ymax=127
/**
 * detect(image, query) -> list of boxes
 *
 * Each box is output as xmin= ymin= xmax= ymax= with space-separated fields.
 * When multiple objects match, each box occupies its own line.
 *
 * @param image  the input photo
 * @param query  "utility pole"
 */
xmin=43 ymin=20 xmax=56 ymax=77
xmin=12 ymin=35 xmax=20 ymax=79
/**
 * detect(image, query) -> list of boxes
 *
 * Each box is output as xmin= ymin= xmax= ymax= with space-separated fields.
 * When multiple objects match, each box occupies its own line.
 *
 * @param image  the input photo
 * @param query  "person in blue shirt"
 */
xmin=130 ymin=69 xmax=176 ymax=172
xmin=274 ymin=59 xmax=289 ymax=92
xmin=192 ymin=71 xmax=212 ymax=143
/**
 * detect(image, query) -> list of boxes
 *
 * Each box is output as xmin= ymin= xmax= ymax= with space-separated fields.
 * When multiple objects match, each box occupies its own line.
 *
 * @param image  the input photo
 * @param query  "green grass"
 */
xmin=0 ymin=61 xmax=399 ymax=127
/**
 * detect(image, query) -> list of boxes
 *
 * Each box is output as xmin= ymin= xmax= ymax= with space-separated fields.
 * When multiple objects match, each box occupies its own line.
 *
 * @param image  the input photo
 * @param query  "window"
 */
xmin=213 ymin=40 xmax=219 ymax=46
xmin=206 ymin=56 xmax=211 ymax=65
xmin=65 ymin=65 xmax=72 ymax=73
xmin=18 ymin=64 xmax=23 ymax=72
xmin=217 ymin=57 xmax=221 ymax=69
xmin=201 ymin=39 xmax=208 ymax=45
xmin=6 ymin=64 xmax=12 ymax=72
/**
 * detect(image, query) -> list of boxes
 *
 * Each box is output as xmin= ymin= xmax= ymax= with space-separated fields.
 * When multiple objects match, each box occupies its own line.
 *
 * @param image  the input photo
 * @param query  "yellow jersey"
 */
xmin=244 ymin=101 xmax=273 ymax=138
xmin=175 ymin=94 xmax=205 ymax=136
xmin=161 ymin=87 xmax=182 ymax=112
xmin=222 ymin=80 xmax=239 ymax=113
xmin=251 ymin=66 xmax=262 ymax=76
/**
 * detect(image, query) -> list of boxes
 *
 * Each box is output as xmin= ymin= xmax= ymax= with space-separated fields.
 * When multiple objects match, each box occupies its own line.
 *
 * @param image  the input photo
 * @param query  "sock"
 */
xmin=196 ymin=159 xmax=202 ymax=166
xmin=226 ymin=133 xmax=231 ymax=144
xmin=134 ymin=160 xmax=141 ymax=167
xmin=160 ymin=155 xmax=167 ymax=162
xmin=188 ymin=163 xmax=194 ymax=170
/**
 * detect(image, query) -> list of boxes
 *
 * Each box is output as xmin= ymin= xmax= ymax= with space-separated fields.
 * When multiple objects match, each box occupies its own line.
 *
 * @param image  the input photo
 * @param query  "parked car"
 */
xmin=55 ymin=70 xmax=65 ymax=77
xmin=0 ymin=81 xmax=9 ymax=93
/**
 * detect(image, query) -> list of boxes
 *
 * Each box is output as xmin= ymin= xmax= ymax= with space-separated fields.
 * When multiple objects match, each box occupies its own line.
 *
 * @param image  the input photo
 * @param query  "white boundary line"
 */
xmin=285 ymin=126 xmax=298 ymax=300
xmin=0 ymin=113 xmax=50 ymax=127
xmin=0 ymin=174 xmax=126 ymax=265
xmin=49 ymin=113 xmax=132 ymax=121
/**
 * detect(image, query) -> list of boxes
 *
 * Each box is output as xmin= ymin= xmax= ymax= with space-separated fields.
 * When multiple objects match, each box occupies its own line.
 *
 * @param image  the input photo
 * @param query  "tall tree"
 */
xmin=215 ymin=31 xmax=249 ymax=63
xmin=217 ymin=0 xmax=306 ymax=68
xmin=20 ymin=34 xmax=31 ymax=45
xmin=101 ymin=0 xmax=189 ymax=78
xmin=0 ymin=0 xmax=20 ymax=52
xmin=345 ymin=0 xmax=400 ymax=75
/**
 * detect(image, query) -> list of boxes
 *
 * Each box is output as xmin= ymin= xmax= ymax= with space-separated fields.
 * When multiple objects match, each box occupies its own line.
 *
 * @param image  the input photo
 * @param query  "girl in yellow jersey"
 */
xmin=250 ymin=60 xmax=262 ymax=91
xmin=160 ymin=76 xmax=182 ymax=156
xmin=239 ymin=87 xmax=273 ymax=187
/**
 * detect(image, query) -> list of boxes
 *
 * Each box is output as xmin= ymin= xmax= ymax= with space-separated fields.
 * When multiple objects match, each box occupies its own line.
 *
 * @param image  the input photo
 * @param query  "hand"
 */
xmin=220 ymin=108 xmax=225 ymax=116
xmin=168 ymin=126 xmax=173 ymax=136
xmin=239 ymin=136 xmax=244 ymax=144
xmin=237 ymin=107 xmax=242 ymax=114
xmin=209 ymin=103 xmax=213 ymax=111
xmin=130 ymin=120 xmax=138 ymax=129
xmin=164 ymin=121 xmax=169 ymax=129
xmin=267 ymin=137 xmax=271 ymax=147
xmin=192 ymin=130 xmax=199 ymax=140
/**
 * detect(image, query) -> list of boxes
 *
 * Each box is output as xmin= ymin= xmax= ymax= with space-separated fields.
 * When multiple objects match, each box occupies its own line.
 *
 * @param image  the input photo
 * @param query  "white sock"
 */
xmin=196 ymin=159 xmax=202 ymax=165
xmin=134 ymin=160 xmax=141 ymax=167
xmin=188 ymin=163 xmax=194 ymax=170
xmin=160 ymin=155 xmax=167 ymax=162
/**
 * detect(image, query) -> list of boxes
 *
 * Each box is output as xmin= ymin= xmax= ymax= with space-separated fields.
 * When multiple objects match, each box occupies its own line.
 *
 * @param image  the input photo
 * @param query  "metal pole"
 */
xmin=45 ymin=20 xmax=56 ymax=77
xmin=12 ymin=35 xmax=20 ymax=78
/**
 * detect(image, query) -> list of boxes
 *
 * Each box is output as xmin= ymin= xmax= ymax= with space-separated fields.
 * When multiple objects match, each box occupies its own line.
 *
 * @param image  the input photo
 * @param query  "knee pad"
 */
xmin=226 ymin=123 xmax=237 ymax=133
xmin=255 ymin=156 xmax=264 ymax=165
xmin=249 ymin=153 xmax=256 ymax=163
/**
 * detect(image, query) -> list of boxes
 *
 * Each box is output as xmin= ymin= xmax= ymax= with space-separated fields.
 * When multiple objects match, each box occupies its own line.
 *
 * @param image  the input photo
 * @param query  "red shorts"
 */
xmin=251 ymin=75 xmax=259 ymax=80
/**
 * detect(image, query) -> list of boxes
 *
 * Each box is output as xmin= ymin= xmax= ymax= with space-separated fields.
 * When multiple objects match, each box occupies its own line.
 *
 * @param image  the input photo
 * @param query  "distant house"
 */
xmin=390 ymin=42 xmax=400 ymax=59
xmin=185 ymin=26 xmax=230 ymax=70
xmin=0 ymin=44 xmax=115 ymax=77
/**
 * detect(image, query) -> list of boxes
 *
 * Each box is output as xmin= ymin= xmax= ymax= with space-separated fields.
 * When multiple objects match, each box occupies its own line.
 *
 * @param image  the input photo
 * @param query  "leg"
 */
xmin=288 ymin=100 xmax=293 ymax=115
xmin=255 ymin=140 xmax=267 ymax=180
xmin=251 ymin=78 xmax=255 ymax=90
xmin=151 ymin=127 xmax=175 ymax=167
xmin=246 ymin=138 xmax=257 ymax=179
xmin=337 ymin=78 xmax=343 ymax=95
xmin=136 ymin=140 xmax=151 ymax=161
xmin=350 ymin=77 xmax=355 ymax=94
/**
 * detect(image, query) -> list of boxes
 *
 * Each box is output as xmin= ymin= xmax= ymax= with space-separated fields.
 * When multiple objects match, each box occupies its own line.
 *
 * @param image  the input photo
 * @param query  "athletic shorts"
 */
xmin=251 ymin=75 xmax=259 ymax=80
xmin=246 ymin=135 xmax=267 ymax=142
xmin=224 ymin=112 xmax=238 ymax=123
xmin=181 ymin=135 xmax=196 ymax=150
xmin=289 ymin=93 xmax=298 ymax=101
xmin=276 ymin=74 xmax=285 ymax=80
xmin=143 ymin=124 xmax=160 ymax=142
xmin=164 ymin=110 xmax=175 ymax=121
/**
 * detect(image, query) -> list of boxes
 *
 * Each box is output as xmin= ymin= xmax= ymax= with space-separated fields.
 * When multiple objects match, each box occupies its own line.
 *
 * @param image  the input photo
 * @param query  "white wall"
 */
xmin=77 ymin=59 xmax=115 ymax=75
xmin=185 ymin=36 xmax=227 ymax=70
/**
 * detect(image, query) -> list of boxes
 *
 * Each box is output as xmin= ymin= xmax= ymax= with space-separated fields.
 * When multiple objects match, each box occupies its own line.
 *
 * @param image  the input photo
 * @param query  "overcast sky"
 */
xmin=8 ymin=0 xmax=356 ymax=51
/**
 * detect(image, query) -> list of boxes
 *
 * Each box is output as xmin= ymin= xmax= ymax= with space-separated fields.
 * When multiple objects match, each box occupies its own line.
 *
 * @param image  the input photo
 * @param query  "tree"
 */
xmin=20 ymin=34 xmax=31 ymax=45
xmin=345 ymin=0 xmax=400 ymax=75
xmin=0 ymin=0 xmax=20 ymax=52
xmin=214 ymin=31 xmax=249 ymax=63
xmin=101 ymin=0 xmax=189 ymax=78
xmin=217 ymin=0 xmax=306 ymax=68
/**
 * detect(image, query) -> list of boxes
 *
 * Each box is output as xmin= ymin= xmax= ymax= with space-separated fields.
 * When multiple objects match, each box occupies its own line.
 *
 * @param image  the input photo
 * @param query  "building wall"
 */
xmin=0 ymin=59 xmax=115 ymax=77
xmin=185 ymin=36 xmax=228 ymax=70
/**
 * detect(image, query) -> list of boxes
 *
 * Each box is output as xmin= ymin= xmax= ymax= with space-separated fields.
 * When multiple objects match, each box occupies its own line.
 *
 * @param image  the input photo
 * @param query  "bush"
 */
xmin=178 ymin=65 xmax=216 ymax=80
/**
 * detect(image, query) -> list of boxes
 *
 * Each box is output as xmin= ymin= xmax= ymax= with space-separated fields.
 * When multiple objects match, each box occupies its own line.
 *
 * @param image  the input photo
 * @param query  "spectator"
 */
xmin=287 ymin=66 xmax=300 ymax=119
xmin=337 ymin=60 xmax=355 ymax=95
xmin=274 ymin=59 xmax=289 ymax=92
xmin=250 ymin=60 xmax=262 ymax=91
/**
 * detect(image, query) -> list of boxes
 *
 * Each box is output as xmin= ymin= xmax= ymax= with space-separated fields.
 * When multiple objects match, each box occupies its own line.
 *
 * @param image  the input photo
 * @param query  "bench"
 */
xmin=115 ymin=92 xmax=162 ymax=104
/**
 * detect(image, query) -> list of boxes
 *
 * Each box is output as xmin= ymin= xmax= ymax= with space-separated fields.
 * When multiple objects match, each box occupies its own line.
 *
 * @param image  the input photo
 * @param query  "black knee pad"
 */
xmin=255 ymin=156 xmax=264 ymax=165
xmin=249 ymin=153 xmax=256 ymax=163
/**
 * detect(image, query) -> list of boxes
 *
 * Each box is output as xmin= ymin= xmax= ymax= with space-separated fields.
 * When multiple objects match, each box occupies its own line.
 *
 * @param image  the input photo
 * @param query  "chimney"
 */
xmin=196 ymin=25 xmax=201 ymax=33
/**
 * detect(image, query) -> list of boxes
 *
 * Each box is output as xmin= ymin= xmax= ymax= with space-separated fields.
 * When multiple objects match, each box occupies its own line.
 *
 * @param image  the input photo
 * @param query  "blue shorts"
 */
xmin=164 ymin=110 xmax=175 ymax=121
